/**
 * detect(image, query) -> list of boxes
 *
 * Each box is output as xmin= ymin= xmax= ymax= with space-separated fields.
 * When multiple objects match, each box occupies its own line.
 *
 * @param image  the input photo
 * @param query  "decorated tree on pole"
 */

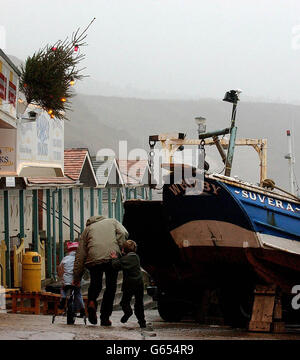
xmin=20 ymin=18 xmax=95 ymax=120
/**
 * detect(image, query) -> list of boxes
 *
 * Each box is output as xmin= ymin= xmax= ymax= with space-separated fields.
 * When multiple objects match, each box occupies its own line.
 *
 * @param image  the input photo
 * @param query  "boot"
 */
xmin=121 ymin=310 xmax=133 ymax=323
xmin=139 ymin=320 xmax=153 ymax=331
xmin=139 ymin=320 xmax=146 ymax=328
xmin=58 ymin=298 xmax=66 ymax=310
xmin=100 ymin=318 xmax=112 ymax=326
xmin=87 ymin=301 xmax=98 ymax=325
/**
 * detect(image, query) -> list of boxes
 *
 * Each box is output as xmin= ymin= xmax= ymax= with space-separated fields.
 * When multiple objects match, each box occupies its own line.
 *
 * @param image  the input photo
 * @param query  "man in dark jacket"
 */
xmin=111 ymin=240 xmax=146 ymax=328
xmin=73 ymin=215 xmax=128 ymax=326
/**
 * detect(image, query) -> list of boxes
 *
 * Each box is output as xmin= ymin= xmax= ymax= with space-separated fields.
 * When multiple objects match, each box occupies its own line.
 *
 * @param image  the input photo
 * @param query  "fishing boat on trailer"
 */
xmin=123 ymin=89 xmax=300 ymax=324
xmin=163 ymin=172 xmax=300 ymax=294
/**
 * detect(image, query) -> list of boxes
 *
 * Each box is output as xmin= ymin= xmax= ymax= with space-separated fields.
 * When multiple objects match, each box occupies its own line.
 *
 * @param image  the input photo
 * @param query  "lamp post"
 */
xmin=195 ymin=117 xmax=206 ymax=168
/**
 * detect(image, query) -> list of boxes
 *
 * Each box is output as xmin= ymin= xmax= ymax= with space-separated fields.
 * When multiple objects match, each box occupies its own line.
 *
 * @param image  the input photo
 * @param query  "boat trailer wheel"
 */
xmin=157 ymin=298 xmax=184 ymax=322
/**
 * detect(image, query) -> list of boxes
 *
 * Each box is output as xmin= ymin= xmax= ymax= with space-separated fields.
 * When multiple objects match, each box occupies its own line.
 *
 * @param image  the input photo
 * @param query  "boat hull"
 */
xmin=162 ymin=176 xmax=300 ymax=293
xmin=123 ymin=174 xmax=300 ymax=299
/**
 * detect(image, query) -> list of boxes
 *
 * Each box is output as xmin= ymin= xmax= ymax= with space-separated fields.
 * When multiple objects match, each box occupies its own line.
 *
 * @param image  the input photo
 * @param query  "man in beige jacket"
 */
xmin=73 ymin=215 xmax=128 ymax=326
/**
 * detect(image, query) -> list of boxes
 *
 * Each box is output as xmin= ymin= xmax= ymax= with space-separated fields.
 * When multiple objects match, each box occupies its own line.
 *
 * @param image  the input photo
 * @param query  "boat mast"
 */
xmin=223 ymin=89 xmax=242 ymax=177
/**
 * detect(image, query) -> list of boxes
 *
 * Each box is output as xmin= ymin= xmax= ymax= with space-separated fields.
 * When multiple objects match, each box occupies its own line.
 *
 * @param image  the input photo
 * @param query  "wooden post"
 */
xmin=98 ymin=189 xmax=102 ymax=215
xmin=13 ymin=239 xmax=25 ymax=288
xmin=120 ymin=193 xmax=124 ymax=221
xmin=32 ymin=189 xmax=39 ymax=252
xmin=0 ymin=241 xmax=7 ymax=287
xmin=260 ymin=140 xmax=267 ymax=184
xmin=108 ymin=188 xmax=113 ymax=218
xmin=90 ymin=187 xmax=94 ymax=217
xmin=80 ymin=188 xmax=84 ymax=233
xmin=69 ymin=188 xmax=74 ymax=242
xmin=39 ymin=240 xmax=46 ymax=281
xmin=113 ymin=201 xmax=116 ymax=219
xmin=19 ymin=190 xmax=25 ymax=239
xmin=52 ymin=190 xmax=57 ymax=279
xmin=115 ymin=188 xmax=121 ymax=222
xmin=4 ymin=190 xmax=11 ymax=288
xmin=118 ymin=188 xmax=122 ymax=220
xmin=38 ymin=189 xmax=43 ymax=231
xmin=248 ymin=284 xmax=285 ymax=333
xmin=253 ymin=140 xmax=268 ymax=185
xmin=161 ymin=141 xmax=177 ymax=164
xmin=249 ymin=284 xmax=276 ymax=332
xmin=271 ymin=290 xmax=285 ymax=333
xmin=149 ymin=188 xmax=153 ymax=200
xmin=58 ymin=189 xmax=63 ymax=262
xmin=46 ymin=189 xmax=52 ymax=277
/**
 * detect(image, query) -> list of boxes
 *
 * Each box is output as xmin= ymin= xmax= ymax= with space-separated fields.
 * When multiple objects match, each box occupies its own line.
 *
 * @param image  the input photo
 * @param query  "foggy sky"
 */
xmin=1 ymin=0 xmax=300 ymax=102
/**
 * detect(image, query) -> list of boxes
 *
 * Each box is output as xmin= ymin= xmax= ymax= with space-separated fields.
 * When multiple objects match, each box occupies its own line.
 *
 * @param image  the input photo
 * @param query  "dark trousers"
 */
xmin=120 ymin=284 xmax=145 ymax=324
xmin=88 ymin=262 xmax=119 ymax=320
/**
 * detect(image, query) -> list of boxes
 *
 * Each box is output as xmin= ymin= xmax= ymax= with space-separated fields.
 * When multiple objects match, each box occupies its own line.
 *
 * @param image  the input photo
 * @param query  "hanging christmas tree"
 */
xmin=20 ymin=18 xmax=95 ymax=120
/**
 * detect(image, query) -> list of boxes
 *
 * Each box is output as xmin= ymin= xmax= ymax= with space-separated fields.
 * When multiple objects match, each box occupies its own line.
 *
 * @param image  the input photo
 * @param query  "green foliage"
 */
xmin=20 ymin=19 xmax=95 ymax=120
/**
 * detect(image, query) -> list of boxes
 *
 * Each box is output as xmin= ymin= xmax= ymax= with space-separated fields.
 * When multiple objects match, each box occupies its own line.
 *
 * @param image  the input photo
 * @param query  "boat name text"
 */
xmin=240 ymin=190 xmax=298 ymax=212
xmin=169 ymin=180 xmax=221 ymax=196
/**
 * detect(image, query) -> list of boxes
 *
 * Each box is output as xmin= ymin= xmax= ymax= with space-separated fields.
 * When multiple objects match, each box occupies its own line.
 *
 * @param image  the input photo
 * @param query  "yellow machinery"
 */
xmin=22 ymin=252 xmax=42 ymax=292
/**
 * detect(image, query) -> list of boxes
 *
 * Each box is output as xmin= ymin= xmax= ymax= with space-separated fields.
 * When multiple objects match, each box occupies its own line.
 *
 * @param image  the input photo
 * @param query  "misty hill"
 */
xmin=8 ymin=54 xmax=300 ymax=190
xmin=65 ymin=94 xmax=300 ymax=191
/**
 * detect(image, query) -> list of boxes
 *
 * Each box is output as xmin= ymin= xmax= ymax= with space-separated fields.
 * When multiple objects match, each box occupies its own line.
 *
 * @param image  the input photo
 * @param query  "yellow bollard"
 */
xmin=22 ymin=252 xmax=42 ymax=292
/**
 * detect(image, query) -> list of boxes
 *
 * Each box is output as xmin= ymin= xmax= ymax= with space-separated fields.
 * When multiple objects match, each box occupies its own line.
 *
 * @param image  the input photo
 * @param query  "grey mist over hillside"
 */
xmin=8 ymin=54 xmax=300 ymax=191
xmin=65 ymin=93 xmax=300 ymax=191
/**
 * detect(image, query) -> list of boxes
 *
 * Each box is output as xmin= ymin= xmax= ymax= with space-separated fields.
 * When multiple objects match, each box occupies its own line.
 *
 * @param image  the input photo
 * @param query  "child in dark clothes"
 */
xmin=111 ymin=240 xmax=146 ymax=328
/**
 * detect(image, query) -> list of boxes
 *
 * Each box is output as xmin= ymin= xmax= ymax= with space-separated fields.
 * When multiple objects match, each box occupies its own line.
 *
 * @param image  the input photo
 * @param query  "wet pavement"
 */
xmin=0 ymin=310 xmax=300 ymax=340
